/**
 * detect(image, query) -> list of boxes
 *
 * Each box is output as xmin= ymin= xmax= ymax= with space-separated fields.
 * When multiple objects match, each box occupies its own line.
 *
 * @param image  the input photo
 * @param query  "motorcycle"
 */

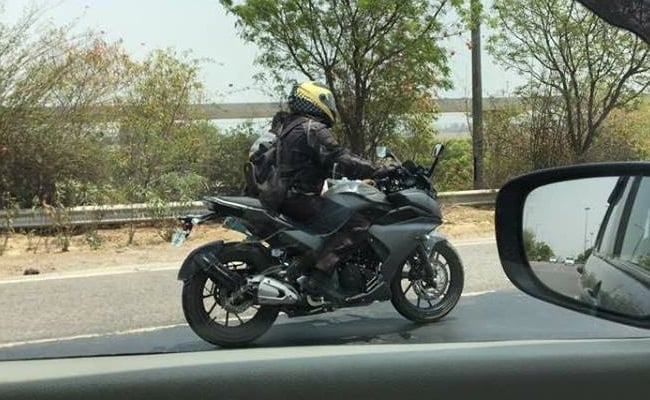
xmin=172 ymin=143 xmax=464 ymax=347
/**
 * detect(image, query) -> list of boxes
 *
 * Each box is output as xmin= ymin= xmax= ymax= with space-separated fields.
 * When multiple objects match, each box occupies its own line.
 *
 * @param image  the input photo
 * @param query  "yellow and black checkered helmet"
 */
xmin=288 ymin=81 xmax=337 ymax=127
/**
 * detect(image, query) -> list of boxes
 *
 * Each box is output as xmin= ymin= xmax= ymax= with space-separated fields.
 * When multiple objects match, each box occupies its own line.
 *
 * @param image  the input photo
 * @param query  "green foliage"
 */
xmin=220 ymin=0 xmax=464 ymax=157
xmin=433 ymin=139 xmax=473 ymax=192
xmin=488 ymin=0 xmax=650 ymax=161
xmin=0 ymin=17 xmax=130 ymax=208
xmin=597 ymin=99 xmax=650 ymax=161
xmin=0 ymin=192 xmax=18 ymax=255
xmin=523 ymin=229 xmax=556 ymax=261
xmin=111 ymin=49 xmax=207 ymax=203
xmin=482 ymin=96 xmax=571 ymax=188
xmin=151 ymin=172 xmax=207 ymax=202
xmin=209 ymin=130 xmax=257 ymax=195
xmin=481 ymin=94 xmax=649 ymax=189
xmin=85 ymin=231 xmax=103 ymax=250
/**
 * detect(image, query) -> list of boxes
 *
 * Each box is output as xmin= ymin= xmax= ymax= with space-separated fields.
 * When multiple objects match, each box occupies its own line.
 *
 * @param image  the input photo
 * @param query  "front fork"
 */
xmin=412 ymin=231 xmax=449 ymax=281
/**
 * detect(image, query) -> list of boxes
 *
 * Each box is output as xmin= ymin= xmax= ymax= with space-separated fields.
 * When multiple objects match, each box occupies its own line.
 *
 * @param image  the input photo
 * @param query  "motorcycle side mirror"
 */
xmin=376 ymin=146 xmax=388 ymax=159
xmin=432 ymin=143 xmax=444 ymax=158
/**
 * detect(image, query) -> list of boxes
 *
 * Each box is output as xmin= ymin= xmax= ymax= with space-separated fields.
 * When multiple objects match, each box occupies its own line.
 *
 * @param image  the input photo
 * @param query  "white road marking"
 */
xmin=0 ymin=263 xmax=180 ymax=285
xmin=0 ymin=323 xmax=188 ymax=349
xmin=461 ymin=290 xmax=496 ymax=297
xmin=0 ymin=238 xmax=496 ymax=285
xmin=454 ymin=238 xmax=496 ymax=247
xmin=0 ymin=291 xmax=497 ymax=349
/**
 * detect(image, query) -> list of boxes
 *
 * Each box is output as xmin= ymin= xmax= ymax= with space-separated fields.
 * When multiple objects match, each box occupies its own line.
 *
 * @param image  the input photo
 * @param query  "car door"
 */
xmin=581 ymin=176 xmax=650 ymax=315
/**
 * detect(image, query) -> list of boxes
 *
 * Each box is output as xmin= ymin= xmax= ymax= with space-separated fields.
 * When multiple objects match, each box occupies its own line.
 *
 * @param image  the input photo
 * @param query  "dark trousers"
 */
xmin=279 ymin=194 xmax=369 ymax=274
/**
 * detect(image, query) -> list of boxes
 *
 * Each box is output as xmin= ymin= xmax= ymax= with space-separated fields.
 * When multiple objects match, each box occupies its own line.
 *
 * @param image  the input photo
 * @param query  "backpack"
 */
xmin=243 ymin=117 xmax=309 ymax=210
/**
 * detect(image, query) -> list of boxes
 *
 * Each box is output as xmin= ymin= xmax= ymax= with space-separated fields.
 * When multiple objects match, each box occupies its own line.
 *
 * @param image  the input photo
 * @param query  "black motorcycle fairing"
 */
xmin=276 ymin=230 xmax=324 ymax=252
xmin=368 ymin=219 xmax=441 ymax=280
xmin=387 ymin=189 xmax=442 ymax=220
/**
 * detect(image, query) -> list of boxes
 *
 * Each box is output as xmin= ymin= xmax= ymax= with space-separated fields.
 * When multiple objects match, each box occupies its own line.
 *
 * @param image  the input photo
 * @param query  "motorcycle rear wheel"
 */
xmin=182 ymin=245 xmax=279 ymax=347
xmin=390 ymin=240 xmax=464 ymax=323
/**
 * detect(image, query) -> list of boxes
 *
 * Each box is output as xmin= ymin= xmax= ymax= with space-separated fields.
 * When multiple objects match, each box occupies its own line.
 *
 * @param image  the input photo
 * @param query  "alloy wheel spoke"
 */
xmin=206 ymin=300 xmax=218 ymax=316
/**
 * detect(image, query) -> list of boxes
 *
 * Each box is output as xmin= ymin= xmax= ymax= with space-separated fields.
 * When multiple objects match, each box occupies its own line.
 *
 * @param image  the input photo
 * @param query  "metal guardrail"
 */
xmin=2 ymin=202 xmax=206 ymax=230
xmin=195 ymin=98 xmax=522 ymax=119
xmin=437 ymin=189 xmax=499 ymax=206
xmin=0 ymin=190 xmax=498 ymax=229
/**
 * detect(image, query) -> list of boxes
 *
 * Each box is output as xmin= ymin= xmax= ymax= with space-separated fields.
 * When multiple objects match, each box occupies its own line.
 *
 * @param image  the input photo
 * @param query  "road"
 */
xmin=530 ymin=261 xmax=584 ymax=298
xmin=1 ymin=239 xmax=647 ymax=360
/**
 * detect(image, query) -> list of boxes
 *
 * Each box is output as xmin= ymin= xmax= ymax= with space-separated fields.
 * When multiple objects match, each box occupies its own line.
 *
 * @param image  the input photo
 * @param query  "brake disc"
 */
xmin=218 ymin=288 xmax=255 ymax=314
xmin=413 ymin=257 xmax=449 ymax=300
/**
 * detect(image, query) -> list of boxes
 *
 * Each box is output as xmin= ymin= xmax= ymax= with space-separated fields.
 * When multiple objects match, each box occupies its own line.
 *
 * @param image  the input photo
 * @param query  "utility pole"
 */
xmin=471 ymin=0 xmax=484 ymax=189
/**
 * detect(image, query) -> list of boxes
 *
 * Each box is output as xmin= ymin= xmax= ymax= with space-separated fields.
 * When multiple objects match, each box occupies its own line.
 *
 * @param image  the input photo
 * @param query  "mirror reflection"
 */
xmin=375 ymin=146 xmax=387 ymax=159
xmin=432 ymin=144 xmax=443 ymax=157
xmin=524 ymin=176 xmax=650 ymax=317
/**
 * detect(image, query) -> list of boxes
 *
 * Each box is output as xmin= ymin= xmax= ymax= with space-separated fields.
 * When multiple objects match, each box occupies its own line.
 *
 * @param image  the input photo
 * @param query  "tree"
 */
xmin=597 ymin=98 xmax=650 ymax=161
xmin=523 ymin=229 xmax=556 ymax=261
xmin=0 ymin=5 xmax=130 ymax=207
xmin=219 ymin=0 xmax=464 ymax=157
xmin=112 ymin=49 xmax=207 ymax=202
xmin=488 ymin=0 xmax=650 ymax=161
xmin=432 ymin=139 xmax=473 ymax=191
xmin=202 ymin=124 xmax=258 ymax=195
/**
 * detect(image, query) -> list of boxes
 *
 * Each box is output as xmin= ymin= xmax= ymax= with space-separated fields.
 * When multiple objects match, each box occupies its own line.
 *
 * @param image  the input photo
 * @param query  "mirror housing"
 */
xmin=495 ymin=162 xmax=650 ymax=329
xmin=433 ymin=143 xmax=444 ymax=157
xmin=376 ymin=146 xmax=387 ymax=159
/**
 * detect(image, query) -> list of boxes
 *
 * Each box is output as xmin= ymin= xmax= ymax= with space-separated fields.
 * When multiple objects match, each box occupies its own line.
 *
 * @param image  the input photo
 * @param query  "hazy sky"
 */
xmin=0 ymin=0 xmax=526 ymax=103
xmin=524 ymin=177 xmax=620 ymax=259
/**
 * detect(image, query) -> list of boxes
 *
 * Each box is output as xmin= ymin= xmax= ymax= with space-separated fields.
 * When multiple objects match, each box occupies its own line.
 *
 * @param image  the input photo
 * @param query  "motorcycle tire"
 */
xmin=390 ymin=240 xmax=464 ymax=323
xmin=182 ymin=244 xmax=279 ymax=347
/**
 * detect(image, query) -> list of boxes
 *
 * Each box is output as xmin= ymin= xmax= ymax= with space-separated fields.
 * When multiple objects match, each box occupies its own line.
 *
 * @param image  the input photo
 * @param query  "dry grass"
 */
xmin=0 ymin=206 xmax=494 ymax=278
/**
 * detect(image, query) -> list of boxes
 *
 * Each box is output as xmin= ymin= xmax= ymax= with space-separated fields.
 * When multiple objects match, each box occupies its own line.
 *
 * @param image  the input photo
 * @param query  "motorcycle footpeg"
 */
xmin=344 ymin=282 xmax=391 ymax=306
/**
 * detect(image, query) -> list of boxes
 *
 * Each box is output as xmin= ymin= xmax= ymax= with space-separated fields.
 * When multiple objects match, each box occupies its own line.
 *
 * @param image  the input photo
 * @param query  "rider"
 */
xmin=275 ymin=81 xmax=390 ymax=302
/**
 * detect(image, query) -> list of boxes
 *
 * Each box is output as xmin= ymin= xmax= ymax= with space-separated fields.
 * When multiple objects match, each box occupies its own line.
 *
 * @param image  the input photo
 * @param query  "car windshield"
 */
xmin=1 ymin=0 xmax=649 ymax=361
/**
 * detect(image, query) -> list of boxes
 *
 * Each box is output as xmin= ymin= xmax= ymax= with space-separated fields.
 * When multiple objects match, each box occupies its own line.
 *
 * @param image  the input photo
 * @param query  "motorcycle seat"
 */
xmin=204 ymin=196 xmax=341 ymax=236
xmin=205 ymin=196 xmax=264 ymax=211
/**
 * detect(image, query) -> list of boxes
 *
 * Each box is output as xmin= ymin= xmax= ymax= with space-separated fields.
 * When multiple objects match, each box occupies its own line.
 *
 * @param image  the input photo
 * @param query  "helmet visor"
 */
xmin=319 ymin=91 xmax=336 ymax=112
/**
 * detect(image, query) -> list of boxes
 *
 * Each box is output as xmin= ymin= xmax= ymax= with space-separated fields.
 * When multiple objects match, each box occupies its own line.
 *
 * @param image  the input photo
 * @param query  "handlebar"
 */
xmin=374 ymin=163 xmax=432 ymax=195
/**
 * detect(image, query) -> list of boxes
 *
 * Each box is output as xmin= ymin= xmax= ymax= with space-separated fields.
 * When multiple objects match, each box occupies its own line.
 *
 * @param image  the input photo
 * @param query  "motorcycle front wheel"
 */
xmin=390 ymin=240 xmax=464 ymax=323
xmin=181 ymin=245 xmax=279 ymax=347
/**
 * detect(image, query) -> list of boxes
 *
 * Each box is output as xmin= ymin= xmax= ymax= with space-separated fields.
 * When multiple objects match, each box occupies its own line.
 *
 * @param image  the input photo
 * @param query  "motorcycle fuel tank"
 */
xmin=323 ymin=179 xmax=390 ymax=209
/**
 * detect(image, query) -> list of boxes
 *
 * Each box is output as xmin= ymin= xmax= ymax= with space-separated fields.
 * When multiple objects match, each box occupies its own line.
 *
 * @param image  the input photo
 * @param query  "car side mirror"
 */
xmin=495 ymin=162 xmax=650 ymax=329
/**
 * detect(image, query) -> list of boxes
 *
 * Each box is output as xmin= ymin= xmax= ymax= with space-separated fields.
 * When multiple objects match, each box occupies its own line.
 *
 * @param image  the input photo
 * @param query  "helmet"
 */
xmin=288 ymin=81 xmax=337 ymax=127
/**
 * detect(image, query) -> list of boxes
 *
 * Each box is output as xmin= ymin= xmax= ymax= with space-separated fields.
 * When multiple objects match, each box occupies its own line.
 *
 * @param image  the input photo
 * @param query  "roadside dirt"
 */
xmin=0 ymin=205 xmax=494 ymax=278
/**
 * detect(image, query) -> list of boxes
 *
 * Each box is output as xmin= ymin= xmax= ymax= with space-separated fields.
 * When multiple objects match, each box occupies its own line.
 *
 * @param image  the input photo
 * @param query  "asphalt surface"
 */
xmin=1 ymin=239 xmax=648 ymax=361
xmin=530 ymin=262 xmax=584 ymax=298
xmin=1 ymin=290 xmax=647 ymax=361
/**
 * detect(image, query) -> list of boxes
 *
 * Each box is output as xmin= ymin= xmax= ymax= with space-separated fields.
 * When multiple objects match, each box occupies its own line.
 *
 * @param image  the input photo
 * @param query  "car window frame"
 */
xmin=595 ymin=176 xmax=632 ymax=255
xmin=592 ymin=176 xmax=650 ymax=285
